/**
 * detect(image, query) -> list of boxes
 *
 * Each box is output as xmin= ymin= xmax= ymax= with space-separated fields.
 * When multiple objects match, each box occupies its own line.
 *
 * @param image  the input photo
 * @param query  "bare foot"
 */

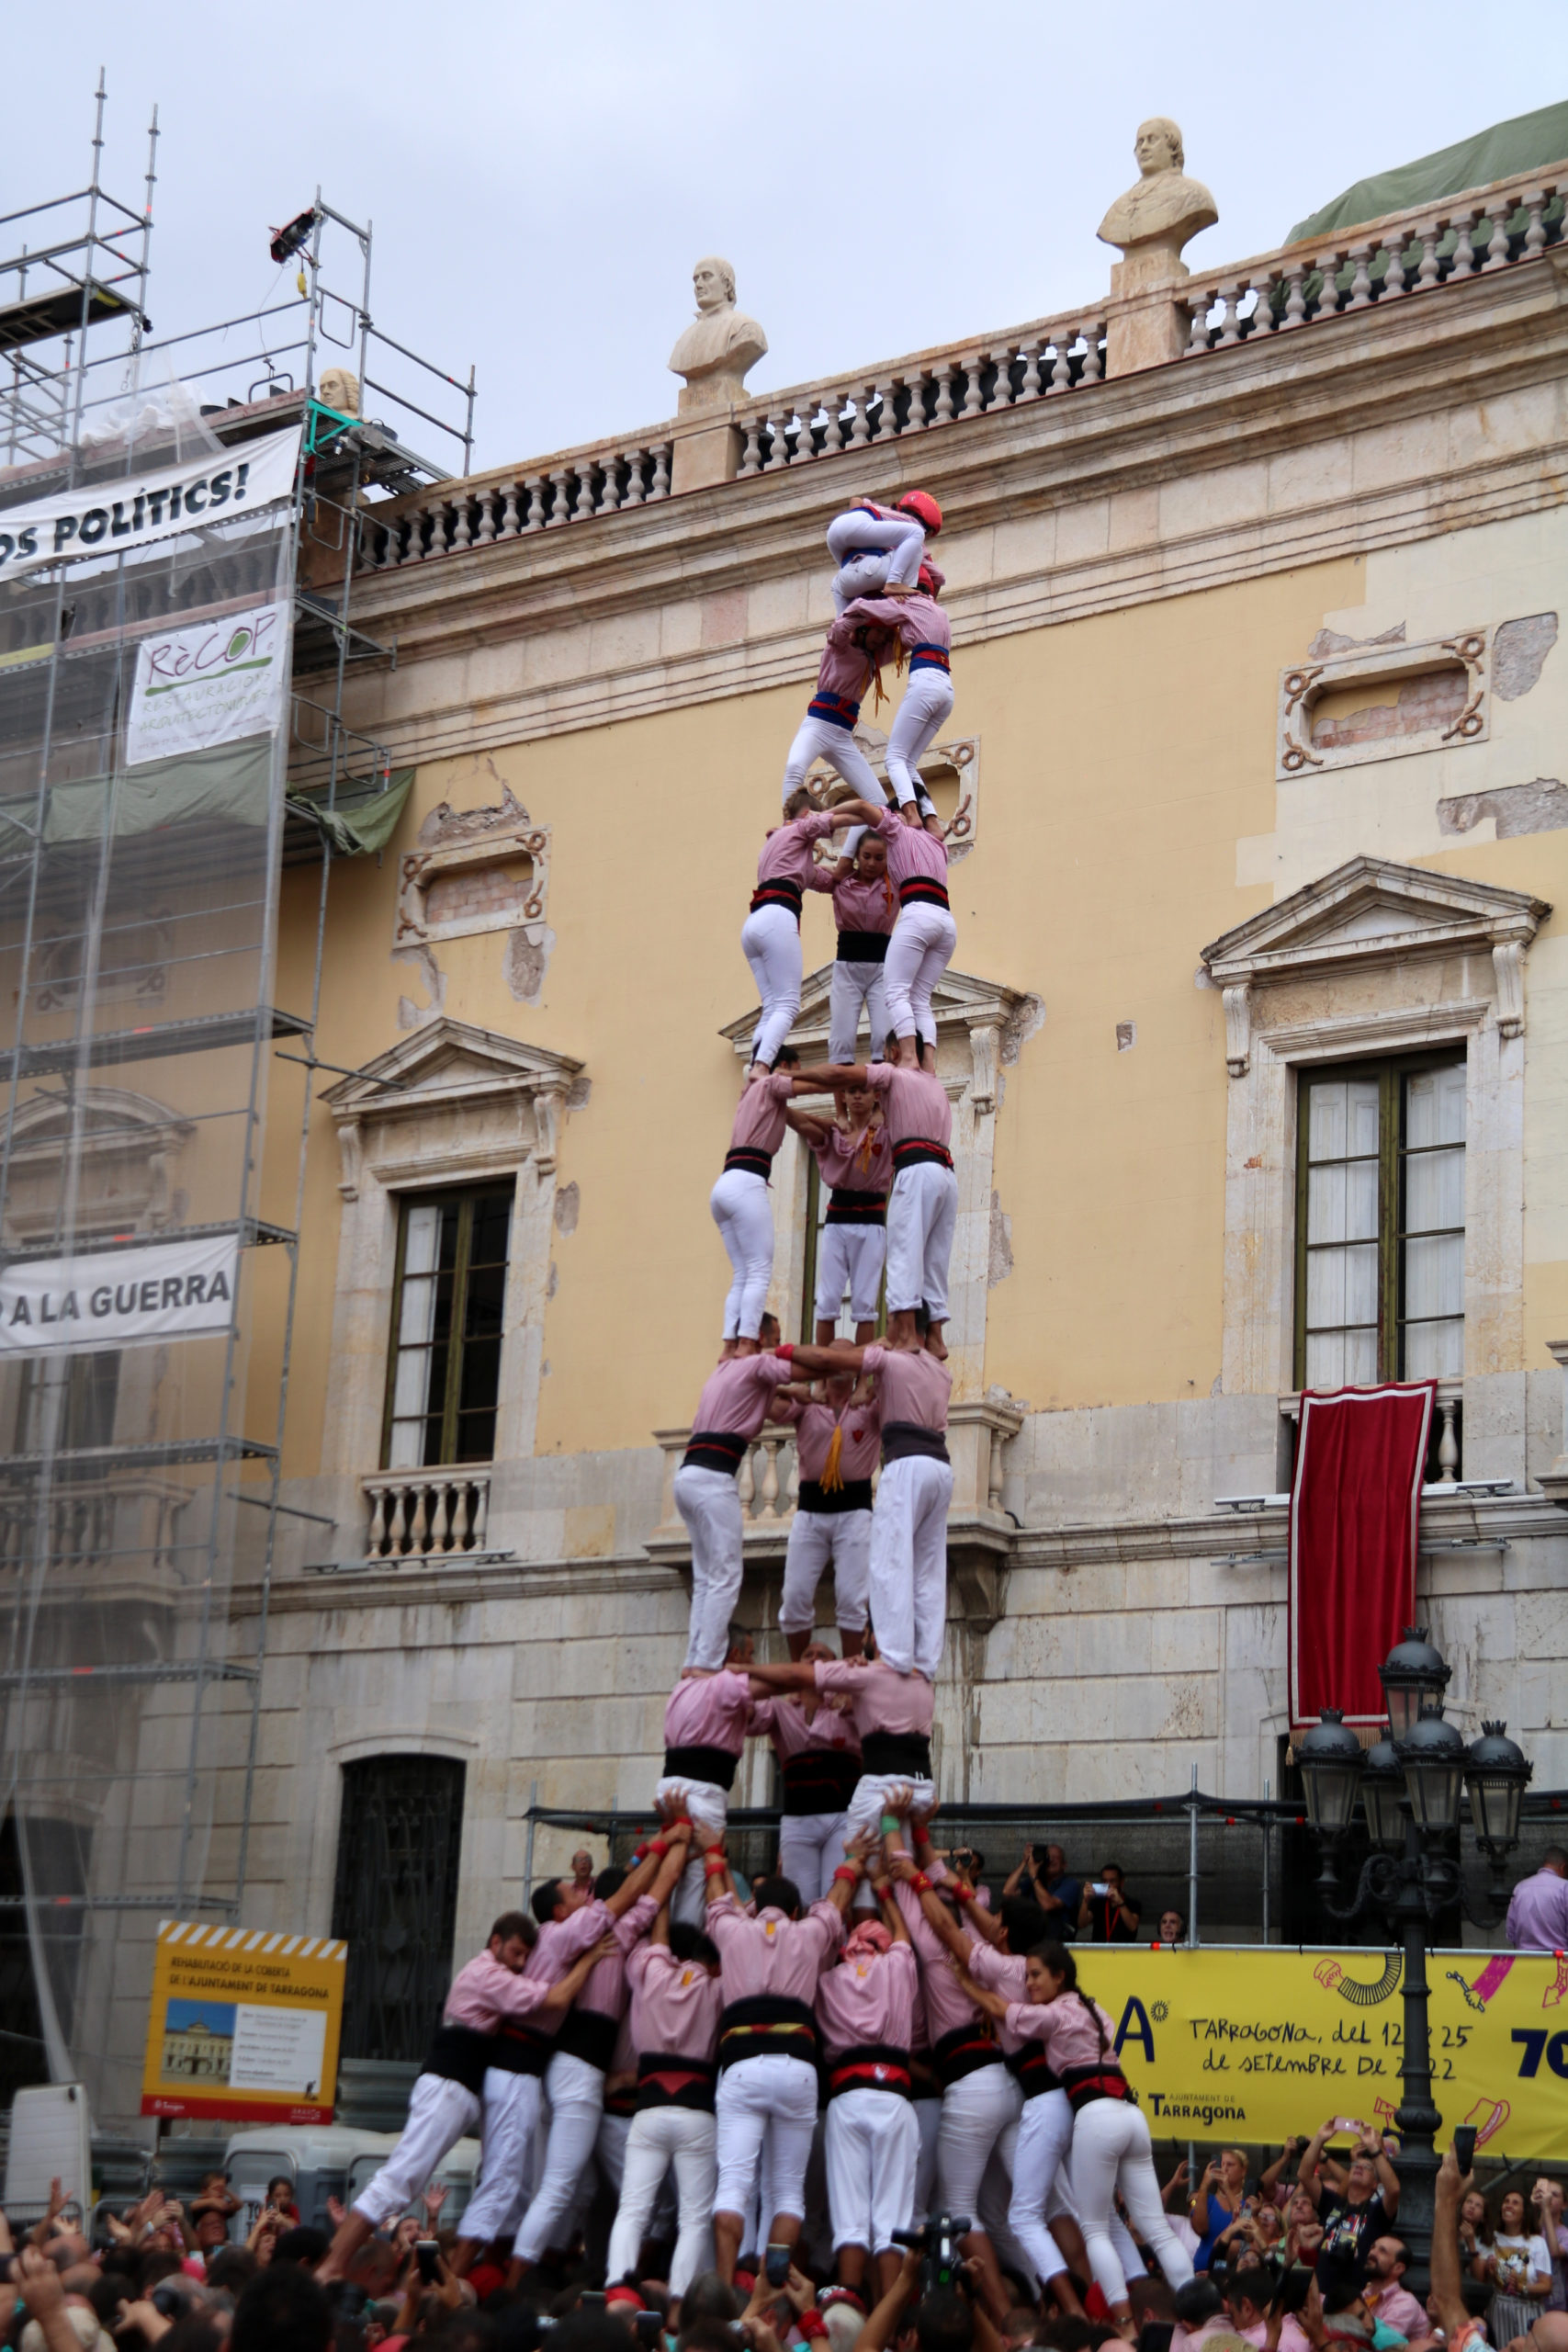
xmin=925 ymin=1329 xmax=948 ymax=1360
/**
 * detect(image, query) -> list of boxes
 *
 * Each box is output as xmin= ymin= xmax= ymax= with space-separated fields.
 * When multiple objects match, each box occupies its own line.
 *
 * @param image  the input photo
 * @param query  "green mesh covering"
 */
xmin=1289 ymin=99 xmax=1568 ymax=243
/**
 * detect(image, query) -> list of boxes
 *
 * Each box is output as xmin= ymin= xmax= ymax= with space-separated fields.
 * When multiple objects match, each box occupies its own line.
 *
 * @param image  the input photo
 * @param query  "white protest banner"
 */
xmin=0 ymin=425 xmax=300 ymax=582
xmin=127 ymin=601 xmax=288 ymax=765
xmin=0 ymin=1233 xmax=239 ymax=1356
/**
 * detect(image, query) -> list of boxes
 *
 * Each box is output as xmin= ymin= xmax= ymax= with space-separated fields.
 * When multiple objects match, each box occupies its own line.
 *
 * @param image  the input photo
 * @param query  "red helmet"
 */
xmin=897 ymin=489 xmax=942 ymax=535
xmin=917 ymin=560 xmax=943 ymax=594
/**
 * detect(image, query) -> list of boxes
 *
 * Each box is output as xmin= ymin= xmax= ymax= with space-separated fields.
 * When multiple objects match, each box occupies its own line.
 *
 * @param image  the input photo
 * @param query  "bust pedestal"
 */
xmin=671 ymin=373 xmax=749 ymax=493
xmin=1105 ymin=241 xmax=1198 ymax=375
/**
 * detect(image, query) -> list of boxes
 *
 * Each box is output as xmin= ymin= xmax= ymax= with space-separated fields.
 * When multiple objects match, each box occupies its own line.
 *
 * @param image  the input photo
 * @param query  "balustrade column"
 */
xmin=429 ymin=1483 xmax=451 ymax=1553
xmin=649 ymin=446 xmax=671 ymax=499
xmin=524 ymin=478 xmax=547 ymax=531
xmin=932 ymin=365 xmax=956 ymax=424
xmin=367 ymin=1485 xmax=388 ymax=1555
xmin=1214 ymin=283 xmax=1241 ymax=346
xmin=621 ymin=450 xmax=647 ymax=506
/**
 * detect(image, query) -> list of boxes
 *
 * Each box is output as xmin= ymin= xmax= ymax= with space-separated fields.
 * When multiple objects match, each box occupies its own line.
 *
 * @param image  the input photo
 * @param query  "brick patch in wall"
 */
xmin=1310 ymin=664 xmax=1467 ymax=749
xmin=425 ymin=855 xmax=536 ymax=927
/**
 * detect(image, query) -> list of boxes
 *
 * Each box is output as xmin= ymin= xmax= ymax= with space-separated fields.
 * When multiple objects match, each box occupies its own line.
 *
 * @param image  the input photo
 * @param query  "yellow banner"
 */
xmin=1070 ymin=1946 xmax=1568 ymax=2157
xmin=141 ymin=1921 xmax=346 ymax=2125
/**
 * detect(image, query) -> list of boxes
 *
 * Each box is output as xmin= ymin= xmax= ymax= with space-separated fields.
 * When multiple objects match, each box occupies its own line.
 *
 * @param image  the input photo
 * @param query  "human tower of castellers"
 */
xmin=320 ymin=497 xmax=1195 ymax=2330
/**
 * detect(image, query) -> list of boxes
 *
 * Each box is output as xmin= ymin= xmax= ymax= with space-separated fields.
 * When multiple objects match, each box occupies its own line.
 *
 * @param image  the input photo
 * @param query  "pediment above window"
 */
xmin=1201 ymin=856 xmax=1551 ymax=1072
xmin=323 ymin=1017 xmax=583 ymax=1191
xmin=717 ymin=965 xmax=1043 ymax=1113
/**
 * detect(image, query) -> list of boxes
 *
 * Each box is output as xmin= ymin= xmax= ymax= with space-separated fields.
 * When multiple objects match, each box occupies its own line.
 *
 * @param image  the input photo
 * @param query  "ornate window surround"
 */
xmin=320 ymin=1017 xmax=583 ymax=1483
xmin=1277 ymin=630 xmax=1489 ymax=780
xmin=1201 ymin=856 xmax=1549 ymax=1414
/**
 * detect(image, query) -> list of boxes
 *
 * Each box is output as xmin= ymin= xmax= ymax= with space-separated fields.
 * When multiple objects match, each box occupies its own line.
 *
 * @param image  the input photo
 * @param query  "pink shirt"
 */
xmin=578 ymin=1894 xmax=656 ymax=2018
xmin=813 ymin=627 xmax=893 ymax=706
xmin=705 ymin=1888 xmax=843 ymax=2004
xmin=757 ymin=811 xmax=840 ymax=891
xmin=965 ymin=1939 xmax=1031 ymax=2055
xmin=1364 ymin=2286 xmax=1427 ymax=2339
xmin=729 ymin=1072 xmax=795 ymax=1159
xmin=1002 ymin=1994 xmax=1120 ymax=2074
xmin=691 ymin=1352 xmax=795 ymax=1438
xmin=814 ymin=1655 xmax=934 ymax=1739
xmin=861 ymin=1342 xmax=950 ymax=1433
xmin=816 ymin=1939 xmax=918 ymax=2062
xmin=891 ymin=1878 xmax=983 ymax=2042
xmin=524 ymin=1894 xmax=648 ymax=2007
xmin=750 ymin=1690 xmax=861 ymax=1766
xmin=444 ymin=1949 xmax=560 ymax=2033
xmin=863 ymin=1063 xmax=952 ymax=1149
xmin=626 ymin=1939 xmax=724 ymax=2063
xmin=869 ymin=803 xmax=949 ymax=892
xmin=830 ymin=590 xmax=951 ymax=658
xmin=833 ymin=869 xmax=897 ymax=938
xmin=1505 ymin=1866 xmax=1568 ymax=1950
xmin=814 ymin=1122 xmax=893 ymax=1195
xmin=794 ymin=1393 xmax=882 ymax=1485
xmin=664 ymin=1668 xmax=756 ymax=1757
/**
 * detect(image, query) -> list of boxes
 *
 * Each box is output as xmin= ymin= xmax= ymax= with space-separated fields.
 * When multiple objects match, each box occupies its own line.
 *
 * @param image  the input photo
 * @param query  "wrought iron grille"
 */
xmin=332 ymin=1756 xmax=465 ymax=2064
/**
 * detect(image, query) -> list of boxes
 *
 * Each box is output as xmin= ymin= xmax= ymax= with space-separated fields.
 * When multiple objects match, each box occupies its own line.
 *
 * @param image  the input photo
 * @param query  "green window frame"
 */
xmin=1293 ymin=1052 xmax=1466 ymax=1391
xmin=381 ymin=1185 xmax=513 ymax=1468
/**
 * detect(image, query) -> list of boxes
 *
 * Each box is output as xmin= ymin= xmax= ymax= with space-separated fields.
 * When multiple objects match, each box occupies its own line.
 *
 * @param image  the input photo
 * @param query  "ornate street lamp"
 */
xmin=1466 ymin=1721 xmax=1532 ymax=1905
xmin=1398 ymin=1711 xmax=1468 ymax=1834
xmin=1379 ymin=1626 xmax=1451 ymax=1736
xmin=1297 ymin=1707 xmax=1366 ymax=1834
xmin=1360 ymin=1728 xmax=1407 ymax=1852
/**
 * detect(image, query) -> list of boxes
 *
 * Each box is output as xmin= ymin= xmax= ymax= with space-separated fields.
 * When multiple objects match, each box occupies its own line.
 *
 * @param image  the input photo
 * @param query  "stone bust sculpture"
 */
xmin=668 ymin=256 xmax=768 ymax=413
xmin=1097 ymin=119 xmax=1217 ymax=289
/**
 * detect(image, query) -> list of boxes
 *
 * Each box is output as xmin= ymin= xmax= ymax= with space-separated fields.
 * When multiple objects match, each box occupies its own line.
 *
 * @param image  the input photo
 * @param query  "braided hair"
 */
xmin=1029 ymin=1939 xmax=1109 ymax=2059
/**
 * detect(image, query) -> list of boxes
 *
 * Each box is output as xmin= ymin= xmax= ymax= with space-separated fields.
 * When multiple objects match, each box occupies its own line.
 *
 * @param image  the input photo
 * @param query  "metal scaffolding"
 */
xmin=0 ymin=82 xmax=473 ymax=2130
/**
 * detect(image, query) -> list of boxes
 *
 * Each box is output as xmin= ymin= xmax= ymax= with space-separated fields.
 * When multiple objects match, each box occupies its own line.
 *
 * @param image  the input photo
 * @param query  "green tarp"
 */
xmin=286 ymin=768 xmax=413 ymax=856
xmin=0 ymin=740 xmax=412 ymax=858
xmin=1289 ymin=98 xmax=1568 ymax=244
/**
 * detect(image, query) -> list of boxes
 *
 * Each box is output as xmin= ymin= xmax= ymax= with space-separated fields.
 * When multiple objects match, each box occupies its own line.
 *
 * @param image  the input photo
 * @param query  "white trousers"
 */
xmin=776 ymin=1811 xmax=851 ymax=1907
xmin=883 ymin=903 xmax=956 ymax=1046
xmin=886 ymin=1163 xmax=958 ymax=1320
xmin=827 ymin=513 xmax=926 ymax=615
xmin=674 ymin=1464 xmax=744 ymax=1672
xmin=869 ymin=1454 xmax=953 ymax=1681
xmin=1007 ymin=2087 xmax=1074 ymax=2290
xmin=353 ymin=2072 xmax=479 ymax=2226
xmin=845 ymin=1770 xmax=936 ymax=1842
xmin=829 ymin=959 xmax=889 ymax=1066
xmin=1066 ymin=2098 xmax=1194 ymax=2305
xmin=513 ymin=2049 xmax=605 ymax=2264
xmin=742 ymin=902 xmax=803 ymax=1069
xmin=710 ymin=1167 xmax=775 ymax=1340
xmin=825 ymin=2088 xmax=919 ymax=2256
xmin=781 ymin=714 xmax=884 ymax=808
xmin=604 ymin=2105 xmax=717 ymax=2294
xmin=460 ymin=2068 xmax=543 ymax=2245
xmin=814 ymin=1222 xmax=886 ymax=1326
xmin=653 ymin=1773 xmax=730 ymax=1926
xmin=912 ymin=2096 xmax=942 ymax=2226
xmin=779 ymin=1507 xmax=872 ymax=1636
xmin=715 ymin=2053 xmax=819 ymax=2222
xmin=937 ymin=2064 xmax=1021 ymax=2227
xmin=886 ymin=673 xmax=954 ymax=807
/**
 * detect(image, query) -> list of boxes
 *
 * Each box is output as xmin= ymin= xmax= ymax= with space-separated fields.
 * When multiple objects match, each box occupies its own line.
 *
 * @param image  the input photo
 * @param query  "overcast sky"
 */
xmin=9 ymin=2 xmax=1568 ymax=477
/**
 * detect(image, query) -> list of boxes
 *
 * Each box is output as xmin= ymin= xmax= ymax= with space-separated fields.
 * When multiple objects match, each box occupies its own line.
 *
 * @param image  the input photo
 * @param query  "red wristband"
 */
xmin=832 ymin=1864 xmax=860 ymax=1884
xmin=777 ymin=1342 xmax=795 ymax=1361
xmin=953 ymin=1882 xmax=975 ymax=1906
xmin=630 ymin=1844 xmax=649 ymax=1864
xmin=799 ymin=2315 xmax=829 ymax=2341
xmin=911 ymin=1871 xmax=931 ymax=1894
xmin=703 ymin=1853 xmax=728 ymax=1875
xmin=649 ymin=1837 xmax=670 ymax=1860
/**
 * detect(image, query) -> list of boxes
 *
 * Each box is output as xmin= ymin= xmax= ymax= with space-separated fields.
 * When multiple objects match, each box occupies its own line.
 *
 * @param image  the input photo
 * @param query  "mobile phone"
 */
xmin=581 ymin=2292 xmax=607 ymax=2310
xmin=765 ymin=2243 xmax=791 ymax=2288
xmin=1452 ymin=2125 xmax=1477 ymax=2173
xmin=151 ymin=2286 xmax=185 ymax=2319
xmin=415 ymin=2239 xmax=441 ymax=2282
xmin=635 ymin=2312 xmax=663 ymax=2346
xmin=1090 ymin=1881 xmax=1111 ymax=1897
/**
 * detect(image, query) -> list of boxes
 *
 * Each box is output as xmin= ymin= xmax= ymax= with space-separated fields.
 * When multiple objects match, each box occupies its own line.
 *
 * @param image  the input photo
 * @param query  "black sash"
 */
xmin=881 ymin=1421 xmax=949 ymax=1466
xmin=636 ymin=2051 xmax=718 ymax=2113
xmin=1060 ymin=2062 xmax=1130 ymax=2110
xmin=897 ymin=876 xmax=950 ymax=910
xmin=825 ymin=1186 xmax=886 ymax=1227
xmin=423 ymin=2022 xmax=491 ymax=2096
xmin=1007 ymin=2041 xmax=1063 ymax=2100
xmin=723 ymin=1146 xmax=773 ymax=1179
xmin=662 ymin=1742 xmax=739 ymax=1792
xmin=490 ymin=2017 xmax=553 ymax=2077
xmin=718 ymin=1992 xmax=818 ymax=2072
xmin=781 ymin=1745 xmax=863 ymax=1815
xmin=797 ymin=1475 xmax=874 ymax=1516
xmin=890 ymin=1138 xmax=953 ymax=1173
xmin=827 ymin=2041 xmax=912 ymax=2100
xmin=751 ymin=877 xmax=803 ymax=922
xmin=682 ymin=1430 xmax=748 ymax=1476
xmin=860 ymin=1729 xmax=932 ymax=1780
xmin=836 ymin=930 xmax=890 ymax=963
xmin=932 ymin=2019 xmax=1003 ymax=2086
xmin=555 ymin=2007 xmax=619 ymax=2073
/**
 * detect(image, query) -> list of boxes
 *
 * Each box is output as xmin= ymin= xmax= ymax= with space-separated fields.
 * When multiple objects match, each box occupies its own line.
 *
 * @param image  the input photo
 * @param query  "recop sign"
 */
xmin=0 ymin=424 xmax=301 ymax=581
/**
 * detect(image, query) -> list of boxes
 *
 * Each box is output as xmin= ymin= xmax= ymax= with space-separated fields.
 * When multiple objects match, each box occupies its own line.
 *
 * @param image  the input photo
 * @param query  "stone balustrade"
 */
xmin=348 ymin=164 xmax=1563 ymax=580
xmin=0 ymin=1476 xmax=193 ymax=1582
xmin=363 ymin=1467 xmax=491 ymax=1560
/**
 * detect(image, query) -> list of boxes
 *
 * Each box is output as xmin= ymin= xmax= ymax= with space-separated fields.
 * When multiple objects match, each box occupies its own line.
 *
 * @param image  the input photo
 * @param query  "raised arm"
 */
xmin=604 ymin=1842 xmax=665 ymax=1919
xmin=787 ymin=1060 xmax=874 ymax=1094
xmin=1430 ymin=2145 xmax=1475 ymax=2339
xmin=886 ymin=1846 xmax=971 ymax=1965
xmin=749 ymin=1658 xmax=825 ymax=1697
xmin=785 ymin=1105 xmax=835 ymax=1148
xmin=782 ymin=1339 xmax=868 ymax=1379
xmin=1296 ymin=2121 xmax=1334 ymax=2206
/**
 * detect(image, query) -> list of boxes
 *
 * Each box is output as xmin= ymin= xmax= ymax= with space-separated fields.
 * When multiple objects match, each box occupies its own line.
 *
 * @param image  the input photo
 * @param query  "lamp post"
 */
xmin=1296 ymin=1628 xmax=1533 ymax=2296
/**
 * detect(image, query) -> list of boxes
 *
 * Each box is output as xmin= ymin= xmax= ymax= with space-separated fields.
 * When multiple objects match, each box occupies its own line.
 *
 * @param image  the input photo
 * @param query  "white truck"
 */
xmin=221 ymin=2122 xmax=480 ymax=2239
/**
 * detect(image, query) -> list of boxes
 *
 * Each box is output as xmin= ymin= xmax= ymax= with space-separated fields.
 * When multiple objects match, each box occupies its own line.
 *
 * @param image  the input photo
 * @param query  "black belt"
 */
xmin=682 ymin=1430 xmax=748 ymax=1476
xmin=881 ymin=1421 xmax=949 ymax=1466
xmin=662 ymin=1742 xmax=739 ymax=1792
xmin=897 ymin=876 xmax=950 ymax=910
xmin=860 ymin=1729 xmax=932 ymax=1780
xmin=836 ymin=930 xmax=890 ymax=963
xmin=797 ymin=1475 xmax=874 ymax=1515
xmin=826 ymin=1185 xmax=886 ymax=1226
xmin=781 ymin=1745 xmax=863 ymax=1815
xmin=423 ymin=2023 xmax=492 ymax=2096
xmin=636 ymin=2051 xmax=718 ymax=2113
xmin=932 ymin=2019 xmax=1003 ymax=2087
xmin=1007 ymin=2042 xmax=1063 ymax=2100
xmin=891 ymin=1138 xmax=953 ymax=1173
xmin=490 ymin=2018 xmax=554 ymax=2078
xmin=555 ymin=2006 xmax=619 ymax=2073
xmin=827 ymin=2042 xmax=912 ymax=2101
xmin=718 ymin=1993 xmax=818 ymax=2073
xmin=723 ymin=1146 xmax=773 ymax=1179
xmin=603 ymin=2080 xmax=638 ymax=2117
xmin=1061 ymin=2064 xmax=1130 ymax=2110
xmin=751 ymin=878 xmax=803 ymax=922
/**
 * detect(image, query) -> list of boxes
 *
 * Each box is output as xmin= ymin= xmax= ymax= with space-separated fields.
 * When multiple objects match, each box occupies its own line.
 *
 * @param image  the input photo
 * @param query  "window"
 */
xmin=14 ymin=1352 xmax=119 ymax=1454
xmin=1295 ymin=1055 xmax=1465 ymax=1388
xmin=331 ymin=1756 xmax=465 ymax=2063
xmin=382 ymin=1187 xmax=512 ymax=1468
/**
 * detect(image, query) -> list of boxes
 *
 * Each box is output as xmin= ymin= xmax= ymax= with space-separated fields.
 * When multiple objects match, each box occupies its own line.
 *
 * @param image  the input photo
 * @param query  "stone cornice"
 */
xmin=311 ymin=256 xmax=1568 ymax=773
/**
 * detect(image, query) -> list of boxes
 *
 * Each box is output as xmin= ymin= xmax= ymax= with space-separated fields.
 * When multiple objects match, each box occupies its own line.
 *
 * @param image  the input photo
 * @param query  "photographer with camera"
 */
xmin=852 ymin=2234 xmax=1008 ymax=2352
xmin=1077 ymin=1866 xmax=1141 ymax=1945
xmin=1001 ymin=1847 xmax=1079 ymax=1941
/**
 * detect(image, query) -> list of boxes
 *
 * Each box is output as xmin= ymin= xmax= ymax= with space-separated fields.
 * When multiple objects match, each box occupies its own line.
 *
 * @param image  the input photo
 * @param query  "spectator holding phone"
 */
xmin=1190 ymin=2150 xmax=1248 ymax=2271
xmin=1002 ymin=1845 xmax=1080 ymax=1939
xmin=1078 ymin=1863 xmax=1140 ymax=1943
xmin=1298 ymin=2120 xmax=1400 ymax=2285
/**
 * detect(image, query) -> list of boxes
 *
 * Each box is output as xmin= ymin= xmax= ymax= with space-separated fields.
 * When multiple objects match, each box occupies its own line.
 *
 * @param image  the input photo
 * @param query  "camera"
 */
xmin=893 ymin=2213 xmax=972 ymax=2295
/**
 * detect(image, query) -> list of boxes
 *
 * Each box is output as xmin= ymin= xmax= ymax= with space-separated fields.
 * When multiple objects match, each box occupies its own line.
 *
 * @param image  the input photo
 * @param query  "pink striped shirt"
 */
xmin=663 ymin=1668 xmax=755 ymax=1756
xmin=1002 ymin=1994 xmax=1119 ymax=2072
xmin=830 ymin=590 xmax=951 ymax=660
xmin=812 ymin=628 xmax=893 ymax=707
xmin=891 ymin=1878 xmax=982 ymax=2042
xmin=523 ymin=1894 xmax=650 ymax=2008
xmin=965 ymin=1939 xmax=1030 ymax=2055
xmin=815 ymin=1939 xmax=918 ymax=2062
xmin=626 ymin=1939 xmax=724 ymax=2063
xmin=578 ymin=1894 xmax=655 ymax=2018
xmin=813 ymin=1122 xmax=893 ymax=1195
xmin=813 ymin=1656 xmax=933 ymax=1738
xmin=860 ymin=1343 xmax=949 ymax=1433
xmin=705 ymin=1889 xmax=843 ymax=2004
xmin=795 ymin=1394 xmax=882 ymax=1486
xmin=758 ymin=811 xmax=840 ymax=890
xmin=444 ymin=1949 xmax=562 ymax=2033
xmin=729 ymin=1072 xmax=796 ymax=1159
xmin=868 ymin=804 xmax=949 ymax=892
xmin=863 ymin=1064 xmax=951 ymax=1149
xmin=832 ymin=870 xmax=897 ymax=939
xmin=750 ymin=1691 xmax=861 ymax=1765
xmin=691 ymin=1352 xmax=795 ymax=1438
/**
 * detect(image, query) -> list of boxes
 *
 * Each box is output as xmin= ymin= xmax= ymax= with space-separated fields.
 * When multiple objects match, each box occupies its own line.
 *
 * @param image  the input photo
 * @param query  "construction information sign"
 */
xmin=0 ymin=1234 xmax=239 ymax=1357
xmin=0 ymin=424 xmax=301 ymax=581
xmin=1078 ymin=1946 xmax=1568 ymax=2156
xmin=141 ymin=1920 xmax=347 ymax=2124
xmin=127 ymin=599 xmax=288 ymax=765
